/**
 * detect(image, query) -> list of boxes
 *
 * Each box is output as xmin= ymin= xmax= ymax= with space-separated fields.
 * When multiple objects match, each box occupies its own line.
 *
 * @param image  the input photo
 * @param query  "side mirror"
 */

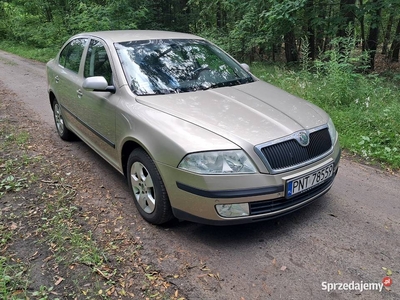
xmin=240 ymin=63 xmax=250 ymax=72
xmin=83 ymin=76 xmax=116 ymax=94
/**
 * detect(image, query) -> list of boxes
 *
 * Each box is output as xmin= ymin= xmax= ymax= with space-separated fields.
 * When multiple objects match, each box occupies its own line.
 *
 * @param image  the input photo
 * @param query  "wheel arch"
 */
xmin=121 ymin=140 xmax=148 ymax=178
xmin=49 ymin=91 xmax=56 ymax=110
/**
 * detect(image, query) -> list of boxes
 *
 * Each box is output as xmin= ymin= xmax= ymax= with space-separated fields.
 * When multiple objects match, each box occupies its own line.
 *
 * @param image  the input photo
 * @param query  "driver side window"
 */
xmin=84 ymin=40 xmax=113 ymax=85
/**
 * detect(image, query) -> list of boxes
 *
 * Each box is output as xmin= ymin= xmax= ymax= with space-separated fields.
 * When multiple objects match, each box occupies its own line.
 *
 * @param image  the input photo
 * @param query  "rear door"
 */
xmin=54 ymin=38 xmax=88 ymax=124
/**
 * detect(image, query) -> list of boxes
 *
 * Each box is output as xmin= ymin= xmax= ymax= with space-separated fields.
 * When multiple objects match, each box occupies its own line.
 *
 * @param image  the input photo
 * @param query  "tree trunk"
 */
xmin=306 ymin=0 xmax=316 ymax=60
xmin=319 ymin=1 xmax=333 ymax=53
xmin=284 ymin=30 xmax=298 ymax=63
xmin=390 ymin=19 xmax=400 ymax=62
xmin=382 ymin=12 xmax=394 ymax=55
xmin=359 ymin=0 xmax=366 ymax=51
xmin=337 ymin=0 xmax=356 ymax=38
xmin=365 ymin=0 xmax=382 ymax=70
xmin=216 ymin=1 xmax=227 ymax=30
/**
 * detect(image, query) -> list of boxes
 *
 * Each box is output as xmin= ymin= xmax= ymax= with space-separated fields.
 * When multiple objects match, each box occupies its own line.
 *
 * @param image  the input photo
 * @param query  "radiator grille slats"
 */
xmin=260 ymin=128 xmax=332 ymax=171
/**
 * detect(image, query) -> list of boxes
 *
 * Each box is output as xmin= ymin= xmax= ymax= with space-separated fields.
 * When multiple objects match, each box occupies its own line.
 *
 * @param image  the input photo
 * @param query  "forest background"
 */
xmin=0 ymin=0 xmax=400 ymax=169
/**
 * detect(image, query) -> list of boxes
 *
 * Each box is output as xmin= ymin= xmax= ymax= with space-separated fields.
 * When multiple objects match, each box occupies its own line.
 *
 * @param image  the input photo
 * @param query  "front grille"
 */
xmin=249 ymin=174 xmax=334 ymax=216
xmin=260 ymin=128 xmax=332 ymax=171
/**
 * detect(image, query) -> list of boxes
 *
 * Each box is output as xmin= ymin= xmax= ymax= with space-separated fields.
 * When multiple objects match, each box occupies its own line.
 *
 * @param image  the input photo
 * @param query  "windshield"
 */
xmin=115 ymin=39 xmax=254 ymax=95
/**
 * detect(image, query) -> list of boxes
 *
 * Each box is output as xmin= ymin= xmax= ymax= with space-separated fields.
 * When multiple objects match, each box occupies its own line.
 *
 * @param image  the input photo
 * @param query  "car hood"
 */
xmin=136 ymin=81 xmax=328 ymax=146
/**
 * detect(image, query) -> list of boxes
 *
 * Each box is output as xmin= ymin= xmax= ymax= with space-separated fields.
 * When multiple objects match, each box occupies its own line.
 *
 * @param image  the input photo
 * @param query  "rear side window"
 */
xmin=59 ymin=38 xmax=88 ymax=73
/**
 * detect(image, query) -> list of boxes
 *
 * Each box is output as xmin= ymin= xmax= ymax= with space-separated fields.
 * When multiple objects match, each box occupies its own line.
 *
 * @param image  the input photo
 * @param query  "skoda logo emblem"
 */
xmin=297 ymin=131 xmax=309 ymax=147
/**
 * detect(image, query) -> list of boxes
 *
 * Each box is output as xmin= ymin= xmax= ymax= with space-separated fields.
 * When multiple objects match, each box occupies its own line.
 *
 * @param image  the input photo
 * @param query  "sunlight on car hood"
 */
xmin=136 ymin=81 xmax=328 ymax=145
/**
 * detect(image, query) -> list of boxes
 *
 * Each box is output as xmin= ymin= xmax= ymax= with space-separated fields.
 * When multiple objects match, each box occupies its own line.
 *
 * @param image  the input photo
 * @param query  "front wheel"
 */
xmin=52 ymin=99 xmax=72 ymax=141
xmin=127 ymin=149 xmax=174 ymax=225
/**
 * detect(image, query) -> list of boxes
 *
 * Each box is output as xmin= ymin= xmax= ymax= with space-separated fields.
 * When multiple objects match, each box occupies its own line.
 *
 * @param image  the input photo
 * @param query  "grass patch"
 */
xmin=0 ymin=109 xmax=111 ymax=298
xmin=36 ymin=180 xmax=115 ymax=298
xmin=0 ymin=40 xmax=57 ymax=63
xmin=0 ymin=256 xmax=29 ymax=300
xmin=0 ymin=130 xmax=37 ymax=198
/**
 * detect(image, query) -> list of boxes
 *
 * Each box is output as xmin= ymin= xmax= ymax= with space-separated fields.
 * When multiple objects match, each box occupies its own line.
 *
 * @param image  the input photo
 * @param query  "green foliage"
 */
xmin=0 ymin=256 xmax=29 ymax=299
xmin=260 ymin=0 xmax=307 ymax=27
xmin=68 ymin=3 xmax=113 ymax=33
xmin=0 ymin=175 xmax=27 ymax=196
xmin=0 ymin=1 xmax=66 ymax=48
xmin=310 ymin=36 xmax=370 ymax=106
xmin=1 ymin=0 xmax=398 ymax=68
xmin=0 ymin=0 xmax=150 ymax=50
xmin=66 ymin=1 xmax=149 ymax=33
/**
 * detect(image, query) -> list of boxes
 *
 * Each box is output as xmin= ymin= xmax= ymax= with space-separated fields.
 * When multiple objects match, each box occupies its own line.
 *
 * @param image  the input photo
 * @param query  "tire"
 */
xmin=127 ymin=149 xmax=174 ymax=225
xmin=52 ymin=99 xmax=73 ymax=141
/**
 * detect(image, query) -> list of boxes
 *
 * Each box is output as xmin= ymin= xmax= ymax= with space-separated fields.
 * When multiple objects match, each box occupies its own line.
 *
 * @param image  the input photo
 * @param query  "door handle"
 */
xmin=55 ymin=76 xmax=59 ymax=83
xmin=77 ymin=89 xmax=83 ymax=98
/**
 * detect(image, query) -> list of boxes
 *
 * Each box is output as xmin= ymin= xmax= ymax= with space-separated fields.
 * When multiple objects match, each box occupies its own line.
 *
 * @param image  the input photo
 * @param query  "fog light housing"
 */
xmin=215 ymin=203 xmax=249 ymax=218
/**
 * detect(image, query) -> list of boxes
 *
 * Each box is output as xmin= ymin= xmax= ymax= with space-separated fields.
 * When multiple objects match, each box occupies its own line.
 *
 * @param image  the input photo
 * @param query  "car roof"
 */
xmin=74 ymin=30 xmax=204 ymax=43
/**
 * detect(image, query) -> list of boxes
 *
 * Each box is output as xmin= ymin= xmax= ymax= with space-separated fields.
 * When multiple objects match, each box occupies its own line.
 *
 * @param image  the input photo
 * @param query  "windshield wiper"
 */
xmin=195 ymin=79 xmax=243 ymax=91
xmin=198 ymin=82 xmax=216 ymax=90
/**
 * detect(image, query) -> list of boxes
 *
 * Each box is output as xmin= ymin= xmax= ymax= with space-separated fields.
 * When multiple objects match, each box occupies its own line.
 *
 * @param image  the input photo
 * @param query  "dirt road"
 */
xmin=1 ymin=49 xmax=399 ymax=299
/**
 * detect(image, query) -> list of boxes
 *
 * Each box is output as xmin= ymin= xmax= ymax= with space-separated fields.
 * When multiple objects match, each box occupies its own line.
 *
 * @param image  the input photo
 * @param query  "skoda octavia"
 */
xmin=47 ymin=30 xmax=341 ymax=225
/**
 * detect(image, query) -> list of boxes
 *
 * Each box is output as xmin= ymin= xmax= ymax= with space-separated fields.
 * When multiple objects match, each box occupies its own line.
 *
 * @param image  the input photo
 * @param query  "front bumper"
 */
xmin=157 ymin=146 xmax=341 ymax=225
xmin=173 ymin=167 xmax=337 ymax=225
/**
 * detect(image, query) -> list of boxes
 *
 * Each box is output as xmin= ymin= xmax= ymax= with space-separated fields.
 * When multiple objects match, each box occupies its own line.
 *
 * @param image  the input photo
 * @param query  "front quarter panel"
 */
xmin=116 ymin=91 xmax=241 ymax=168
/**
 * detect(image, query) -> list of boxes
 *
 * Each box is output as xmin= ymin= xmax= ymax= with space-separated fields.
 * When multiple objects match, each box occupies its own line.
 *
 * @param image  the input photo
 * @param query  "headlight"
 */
xmin=178 ymin=150 xmax=257 ymax=174
xmin=327 ymin=118 xmax=337 ymax=144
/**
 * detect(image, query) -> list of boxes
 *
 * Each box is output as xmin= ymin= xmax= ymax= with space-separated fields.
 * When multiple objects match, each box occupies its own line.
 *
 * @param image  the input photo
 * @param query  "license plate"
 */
xmin=285 ymin=163 xmax=334 ymax=198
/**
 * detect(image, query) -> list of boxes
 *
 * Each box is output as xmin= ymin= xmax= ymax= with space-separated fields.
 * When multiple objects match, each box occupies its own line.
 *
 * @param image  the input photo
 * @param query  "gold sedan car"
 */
xmin=47 ymin=30 xmax=341 ymax=225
